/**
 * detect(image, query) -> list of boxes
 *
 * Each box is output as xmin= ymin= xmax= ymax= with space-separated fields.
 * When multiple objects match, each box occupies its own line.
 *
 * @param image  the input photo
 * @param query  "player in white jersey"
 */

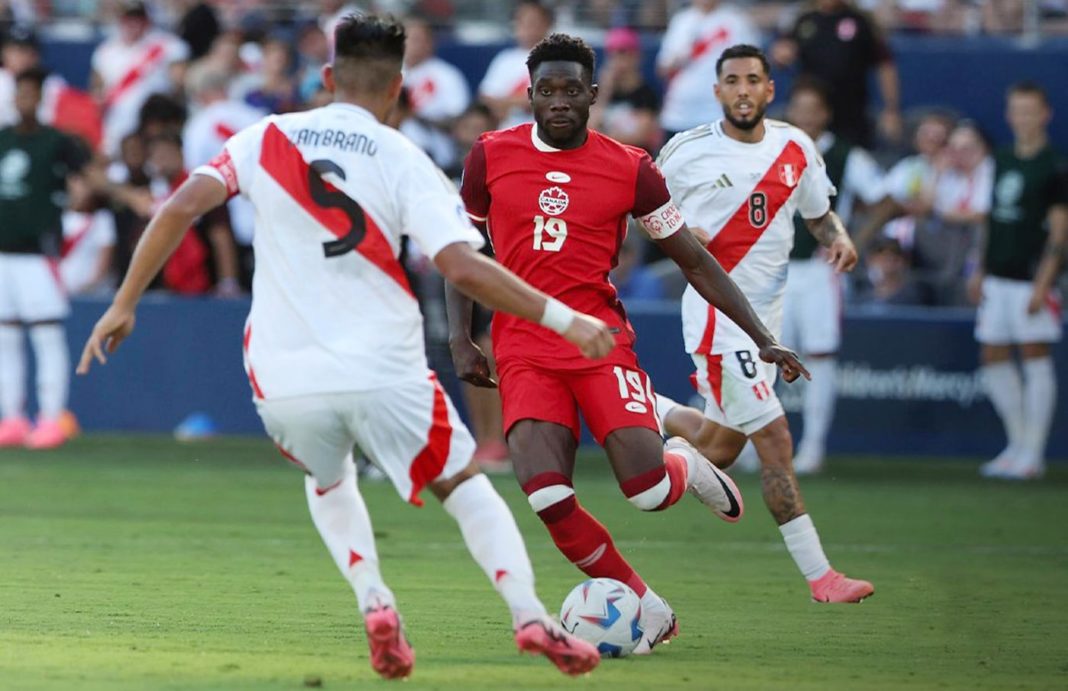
xmin=77 ymin=15 xmax=605 ymax=680
xmin=654 ymin=45 xmax=874 ymax=604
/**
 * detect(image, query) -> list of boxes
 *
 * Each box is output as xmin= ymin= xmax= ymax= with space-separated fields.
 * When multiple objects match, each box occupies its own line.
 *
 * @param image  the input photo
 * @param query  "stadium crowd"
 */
xmin=2 ymin=0 xmax=1062 ymax=315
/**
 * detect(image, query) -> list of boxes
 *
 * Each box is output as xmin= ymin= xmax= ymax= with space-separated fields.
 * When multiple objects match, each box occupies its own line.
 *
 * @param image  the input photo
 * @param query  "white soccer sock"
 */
xmin=304 ymin=459 xmax=395 ymax=613
xmin=981 ymin=361 xmax=1027 ymax=455
xmin=0 ymin=324 xmax=25 ymax=419
xmin=442 ymin=474 xmax=546 ymax=626
xmin=1020 ymin=357 xmax=1056 ymax=467
xmin=779 ymin=514 xmax=831 ymax=581
xmin=798 ymin=358 xmax=836 ymax=459
xmin=28 ymin=324 xmax=69 ymax=420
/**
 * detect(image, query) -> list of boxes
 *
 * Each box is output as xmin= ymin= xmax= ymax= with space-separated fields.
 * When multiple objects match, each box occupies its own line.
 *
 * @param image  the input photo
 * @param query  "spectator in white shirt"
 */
xmin=478 ymin=0 xmax=553 ymax=129
xmin=90 ymin=0 xmax=189 ymax=157
xmin=656 ymin=0 xmax=760 ymax=137
xmin=403 ymin=15 xmax=470 ymax=128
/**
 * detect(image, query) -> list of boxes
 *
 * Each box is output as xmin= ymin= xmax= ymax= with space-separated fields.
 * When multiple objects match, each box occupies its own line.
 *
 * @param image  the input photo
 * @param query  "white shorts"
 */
xmin=782 ymin=258 xmax=842 ymax=355
xmin=691 ymin=349 xmax=784 ymax=436
xmin=255 ymin=373 xmax=476 ymax=505
xmin=975 ymin=276 xmax=1063 ymax=345
xmin=0 ymin=253 xmax=69 ymax=322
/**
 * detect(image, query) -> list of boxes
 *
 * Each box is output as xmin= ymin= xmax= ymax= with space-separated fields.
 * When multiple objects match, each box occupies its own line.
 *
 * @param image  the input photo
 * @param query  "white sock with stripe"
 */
xmin=304 ymin=459 xmax=395 ymax=613
xmin=798 ymin=358 xmax=836 ymax=460
xmin=981 ymin=361 xmax=1027 ymax=458
xmin=779 ymin=514 xmax=831 ymax=581
xmin=0 ymin=324 xmax=25 ymax=419
xmin=443 ymin=474 xmax=546 ymax=626
xmin=29 ymin=324 xmax=69 ymax=420
xmin=1020 ymin=357 xmax=1056 ymax=468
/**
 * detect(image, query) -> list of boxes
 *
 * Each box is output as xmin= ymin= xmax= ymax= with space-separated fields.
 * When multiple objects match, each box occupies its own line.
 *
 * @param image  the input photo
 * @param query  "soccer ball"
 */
xmin=559 ymin=578 xmax=643 ymax=658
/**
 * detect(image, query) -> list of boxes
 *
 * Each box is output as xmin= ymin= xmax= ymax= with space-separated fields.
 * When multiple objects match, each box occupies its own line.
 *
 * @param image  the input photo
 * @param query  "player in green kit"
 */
xmin=0 ymin=67 xmax=89 ymax=449
xmin=970 ymin=81 xmax=1068 ymax=480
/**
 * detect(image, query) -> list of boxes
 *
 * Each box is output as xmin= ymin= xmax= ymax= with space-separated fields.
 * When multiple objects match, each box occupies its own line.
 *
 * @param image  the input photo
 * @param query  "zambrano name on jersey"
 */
xmin=292 ymin=128 xmax=378 ymax=156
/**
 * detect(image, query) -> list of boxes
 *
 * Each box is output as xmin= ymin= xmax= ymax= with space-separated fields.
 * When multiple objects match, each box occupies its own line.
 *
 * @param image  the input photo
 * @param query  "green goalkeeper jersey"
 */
xmin=985 ymin=144 xmax=1068 ymax=281
xmin=0 ymin=124 xmax=88 ymax=255
xmin=790 ymin=135 xmax=850 ymax=260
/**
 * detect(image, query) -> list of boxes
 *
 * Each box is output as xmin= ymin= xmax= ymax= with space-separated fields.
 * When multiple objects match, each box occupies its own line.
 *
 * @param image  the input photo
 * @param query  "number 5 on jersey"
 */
xmin=533 ymin=215 xmax=568 ymax=252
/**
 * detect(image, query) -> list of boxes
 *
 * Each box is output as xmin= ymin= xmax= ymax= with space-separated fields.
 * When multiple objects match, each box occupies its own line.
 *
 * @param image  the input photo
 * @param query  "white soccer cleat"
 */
xmin=666 ymin=437 xmax=744 ymax=523
xmin=632 ymin=593 xmax=678 ymax=655
xmin=979 ymin=448 xmax=1017 ymax=478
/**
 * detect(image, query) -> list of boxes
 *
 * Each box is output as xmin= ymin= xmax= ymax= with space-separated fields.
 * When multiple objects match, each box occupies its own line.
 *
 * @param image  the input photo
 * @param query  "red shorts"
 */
xmin=497 ymin=348 xmax=661 ymax=445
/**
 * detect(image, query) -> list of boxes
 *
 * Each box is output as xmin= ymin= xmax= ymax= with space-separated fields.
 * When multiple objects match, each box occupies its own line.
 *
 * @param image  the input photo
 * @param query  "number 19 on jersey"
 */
xmin=533 ymin=215 xmax=568 ymax=252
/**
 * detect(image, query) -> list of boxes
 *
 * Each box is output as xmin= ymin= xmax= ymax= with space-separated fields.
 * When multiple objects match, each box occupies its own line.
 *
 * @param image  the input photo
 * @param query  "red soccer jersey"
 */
xmin=461 ymin=123 xmax=675 ymax=369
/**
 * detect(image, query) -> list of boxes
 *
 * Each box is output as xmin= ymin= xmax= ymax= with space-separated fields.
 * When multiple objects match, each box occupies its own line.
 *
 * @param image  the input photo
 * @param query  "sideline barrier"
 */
xmin=65 ymin=297 xmax=1066 ymax=460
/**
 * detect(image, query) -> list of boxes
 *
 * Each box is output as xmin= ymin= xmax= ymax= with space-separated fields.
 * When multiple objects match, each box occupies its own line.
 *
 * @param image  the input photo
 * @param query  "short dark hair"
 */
xmin=526 ymin=33 xmax=596 ymax=79
xmin=333 ymin=14 xmax=406 ymax=92
xmin=716 ymin=44 xmax=770 ymax=77
xmin=515 ymin=0 xmax=554 ymax=23
xmin=1007 ymin=80 xmax=1049 ymax=107
xmin=14 ymin=66 xmax=47 ymax=89
xmin=146 ymin=131 xmax=184 ymax=150
xmin=790 ymin=76 xmax=832 ymax=110
xmin=138 ymin=93 xmax=187 ymax=129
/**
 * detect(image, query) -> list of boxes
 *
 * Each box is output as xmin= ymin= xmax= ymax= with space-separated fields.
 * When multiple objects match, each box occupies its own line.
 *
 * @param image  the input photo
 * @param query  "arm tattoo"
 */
xmin=806 ymin=212 xmax=848 ymax=248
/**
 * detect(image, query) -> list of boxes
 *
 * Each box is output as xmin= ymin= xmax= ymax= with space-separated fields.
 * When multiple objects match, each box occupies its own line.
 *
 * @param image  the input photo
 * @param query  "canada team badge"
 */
xmin=778 ymin=163 xmax=799 ymax=188
xmin=538 ymin=186 xmax=569 ymax=215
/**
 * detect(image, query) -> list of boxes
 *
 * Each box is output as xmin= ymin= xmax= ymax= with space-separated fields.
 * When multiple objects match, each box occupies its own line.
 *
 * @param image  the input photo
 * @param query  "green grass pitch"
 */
xmin=1 ymin=436 xmax=1066 ymax=690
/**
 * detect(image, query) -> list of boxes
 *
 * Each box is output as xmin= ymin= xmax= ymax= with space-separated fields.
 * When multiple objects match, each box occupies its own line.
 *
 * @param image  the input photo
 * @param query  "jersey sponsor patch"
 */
xmin=637 ymin=200 xmax=685 ymax=240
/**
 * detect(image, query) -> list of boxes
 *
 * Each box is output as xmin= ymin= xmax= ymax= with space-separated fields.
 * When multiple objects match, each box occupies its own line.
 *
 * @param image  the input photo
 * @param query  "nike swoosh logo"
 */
xmin=714 ymin=471 xmax=741 ymax=518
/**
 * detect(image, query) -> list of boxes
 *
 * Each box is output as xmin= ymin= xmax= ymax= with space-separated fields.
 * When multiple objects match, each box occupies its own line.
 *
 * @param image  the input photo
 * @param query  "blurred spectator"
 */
xmin=772 ymin=0 xmax=902 ymax=148
xmin=174 ymin=0 xmax=221 ymax=61
xmin=196 ymin=29 xmax=249 ymax=82
xmin=296 ymin=23 xmax=331 ymax=105
xmin=182 ymin=65 xmax=263 ymax=289
xmin=478 ymin=0 xmax=553 ymax=128
xmin=856 ymin=236 xmax=930 ymax=305
xmin=145 ymin=133 xmax=240 ymax=295
xmin=656 ymin=0 xmax=759 ymax=138
xmin=403 ymin=15 xmax=470 ymax=127
xmin=138 ymin=92 xmax=187 ymax=139
xmin=90 ymin=0 xmax=189 ymax=157
xmin=60 ymin=175 xmax=116 ymax=296
xmin=444 ymin=102 xmax=496 ymax=181
xmin=611 ymin=229 xmax=665 ymax=300
xmin=232 ymin=34 xmax=300 ymax=114
xmin=106 ymin=131 xmax=150 ymax=280
xmin=590 ymin=27 xmax=661 ymax=153
xmin=982 ymin=0 xmax=1026 ymax=32
xmin=857 ymin=110 xmax=954 ymax=251
xmin=386 ymin=86 xmax=455 ymax=168
xmin=319 ymin=0 xmax=364 ymax=50
xmin=0 ymin=26 xmax=103 ymax=150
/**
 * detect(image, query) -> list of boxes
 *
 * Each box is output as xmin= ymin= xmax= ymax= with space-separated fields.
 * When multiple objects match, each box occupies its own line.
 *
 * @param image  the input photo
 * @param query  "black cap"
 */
xmin=120 ymin=0 xmax=149 ymax=18
xmin=6 ymin=25 xmax=39 ymax=50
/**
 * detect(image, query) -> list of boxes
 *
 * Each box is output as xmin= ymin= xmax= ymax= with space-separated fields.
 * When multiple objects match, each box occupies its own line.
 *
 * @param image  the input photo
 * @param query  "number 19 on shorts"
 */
xmin=533 ymin=215 xmax=568 ymax=252
xmin=613 ymin=366 xmax=654 ymax=414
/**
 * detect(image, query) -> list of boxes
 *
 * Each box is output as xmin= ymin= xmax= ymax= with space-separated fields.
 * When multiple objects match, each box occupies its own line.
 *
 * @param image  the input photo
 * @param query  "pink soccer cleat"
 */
xmin=25 ymin=418 xmax=67 ymax=450
xmin=363 ymin=605 xmax=415 ymax=680
xmin=515 ymin=616 xmax=600 ymax=676
xmin=0 ymin=417 xmax=32 ymax=447
xmin=666 ymin=437 xmax=744 ymax=523
xmin=809 ymin=569 xmax=874 ymax=603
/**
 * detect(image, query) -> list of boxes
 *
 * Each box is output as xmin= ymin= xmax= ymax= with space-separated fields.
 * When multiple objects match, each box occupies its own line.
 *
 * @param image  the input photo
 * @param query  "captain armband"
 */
xmin=637 ymin=201 xmax=685 ymax=240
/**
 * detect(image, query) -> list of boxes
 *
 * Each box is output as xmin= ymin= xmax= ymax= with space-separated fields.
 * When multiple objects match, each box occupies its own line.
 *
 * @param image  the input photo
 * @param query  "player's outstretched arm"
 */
xmin=436 ymin=242 xmax=615 ymax=364
xmin=77 ymin=175 xmax=228 ymax=374
xmin=804 ymin=210 xmax=858 ymax=273
xmin=657 ymin=226 xmax=810 ymax=383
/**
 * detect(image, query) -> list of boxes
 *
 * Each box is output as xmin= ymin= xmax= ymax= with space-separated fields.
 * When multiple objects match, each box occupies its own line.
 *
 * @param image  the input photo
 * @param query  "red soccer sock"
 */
xmin=524 ymin=475 xmax=647 ymax=597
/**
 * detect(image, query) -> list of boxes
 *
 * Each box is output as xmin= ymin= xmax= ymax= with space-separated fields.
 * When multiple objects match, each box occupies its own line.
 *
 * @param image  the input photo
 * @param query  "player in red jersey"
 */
xmin=447 ymin=33 xmax=808 ymax=654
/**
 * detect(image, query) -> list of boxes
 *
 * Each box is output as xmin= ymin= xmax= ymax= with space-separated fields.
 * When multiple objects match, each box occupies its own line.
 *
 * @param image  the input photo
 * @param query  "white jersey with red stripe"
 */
xmin=658 ymin=119 xmax=835 ymax=355
xmin=193 ymin=102 xmax=484 ymax=400
xmin=403 ymin=56 xmax=470 ymax=123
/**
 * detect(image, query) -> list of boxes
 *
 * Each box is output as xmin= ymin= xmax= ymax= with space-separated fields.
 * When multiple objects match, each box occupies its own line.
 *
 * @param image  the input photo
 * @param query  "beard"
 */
xmin=722 ymin=101 xmax=767 ymax=131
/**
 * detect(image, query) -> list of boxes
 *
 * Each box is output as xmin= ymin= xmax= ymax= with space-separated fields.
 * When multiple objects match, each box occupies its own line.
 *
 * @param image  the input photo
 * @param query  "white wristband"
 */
xmin=539 ymin=297 xmax=575 ymax=335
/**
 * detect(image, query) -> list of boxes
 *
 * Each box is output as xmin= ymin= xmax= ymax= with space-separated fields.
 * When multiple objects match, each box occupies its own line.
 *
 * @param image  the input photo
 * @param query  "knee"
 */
xmin=621 ymin=468 xmax=672 ymax=511
xmin=753 ymin=418 xmax=793 ymax=466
